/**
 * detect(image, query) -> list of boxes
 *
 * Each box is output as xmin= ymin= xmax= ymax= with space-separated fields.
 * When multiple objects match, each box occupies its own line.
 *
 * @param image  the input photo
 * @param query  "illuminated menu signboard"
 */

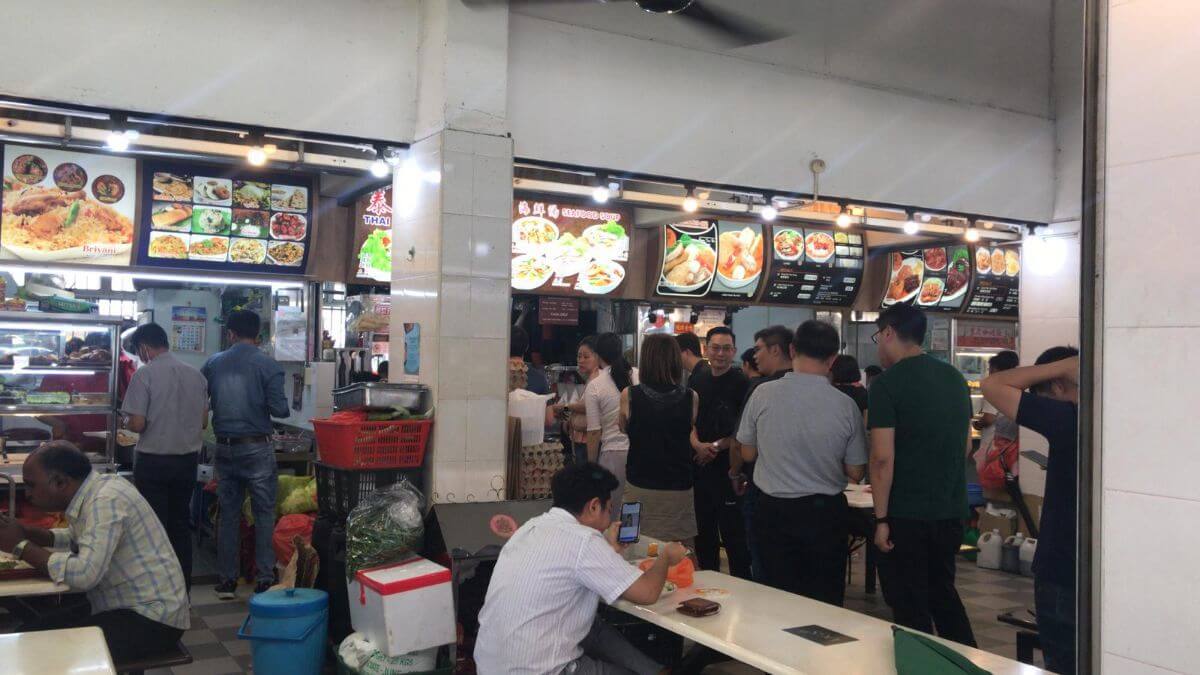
xmin=510 ymin=197 xmax=633 ymax=297
xmin=354 ymin=186 xmax=392 ymax=282
xmin=762 ymin=226 xmax=865 ymax=306
xmin=963 ymin=245 xmax=1020 ymax=317
xmin=881 ymin=245 xmax=972 ymax=313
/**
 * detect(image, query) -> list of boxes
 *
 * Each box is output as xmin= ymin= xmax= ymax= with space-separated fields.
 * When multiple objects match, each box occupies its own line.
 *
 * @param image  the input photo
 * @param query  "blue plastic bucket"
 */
xmin=238 ymin=588 xmax=329 ymax=675
xmin=967 ymin=483 xmax=985 ymax=508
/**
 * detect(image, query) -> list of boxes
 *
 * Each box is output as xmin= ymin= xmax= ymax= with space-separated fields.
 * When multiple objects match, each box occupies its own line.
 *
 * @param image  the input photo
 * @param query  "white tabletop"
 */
xmin=0 ymin=576 xmax=71 ymax=598
xmin=0 ymin=626 xmax=115 ymax=674
xmin=613 ymin=569 xmax=1046 ymax=675
xmin=844 ymin=483 xmax=874 ymax=510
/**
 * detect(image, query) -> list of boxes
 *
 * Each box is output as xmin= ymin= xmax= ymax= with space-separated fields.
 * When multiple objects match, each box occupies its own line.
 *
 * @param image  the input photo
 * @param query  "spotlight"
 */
xmin=247 ymin=146 xmax=268 ymax=166
xmin=965 ymin=225 xmax=981 ymax=243
xmin=682 ymin=196 xmax=699 ymax=213
xmin=370 ymin=159 xmax=390 ymax=178
xmin=761 ymin=205 xmax=778 ymax=221
xmin=903 ymin=220 xmax=919 ymax=235
xmin=105 ymin=129 xmax=138 ymax=152
xmin=592 ymin=185 xmax=610 ymax=203
xmin=836 ymin=211 xmax=852 ymax=228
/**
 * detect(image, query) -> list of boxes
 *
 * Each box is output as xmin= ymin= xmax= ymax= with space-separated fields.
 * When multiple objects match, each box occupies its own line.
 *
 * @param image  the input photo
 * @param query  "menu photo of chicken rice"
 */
xmin=1 ymin=145 xmax=137 ymax=265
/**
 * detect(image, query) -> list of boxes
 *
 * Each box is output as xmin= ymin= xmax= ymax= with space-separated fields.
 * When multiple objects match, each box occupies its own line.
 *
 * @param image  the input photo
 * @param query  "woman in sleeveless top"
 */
xmin=619 ymin=334 xmax=699 ymax=543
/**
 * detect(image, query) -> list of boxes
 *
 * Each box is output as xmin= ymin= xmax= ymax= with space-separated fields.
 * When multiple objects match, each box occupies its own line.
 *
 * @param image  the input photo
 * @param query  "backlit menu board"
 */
xmin=881 ymin=246 xmax=971 ymax=313
xmin=354 ymin=186 xmax=392 ymax=282
xmin=510 ymin=197 xmax=633 ymax=297
xmin=762 ymin=226 xmax=865 ymax=306
xmin=137 ymin=160 xmax=314 ymax=274
xmin=656 ymin=221 xmax=718 ymax=298
xmin=963 ymin=245 xmax=1020 ymax=317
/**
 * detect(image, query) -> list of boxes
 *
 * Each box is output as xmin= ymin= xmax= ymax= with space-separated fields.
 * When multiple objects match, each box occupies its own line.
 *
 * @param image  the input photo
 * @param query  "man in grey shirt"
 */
xmin=122 ymin=322 xmax=209 ymax=591
xmin=737 ymin=320 xmax=867 ymax=606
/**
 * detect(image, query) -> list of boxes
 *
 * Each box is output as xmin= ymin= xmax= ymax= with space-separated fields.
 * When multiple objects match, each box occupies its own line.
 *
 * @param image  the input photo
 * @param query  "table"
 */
xmin=614 ymin=569 xmax=1046 ymax=675
xmin=0 ymin=626 xmax=115 ymax=674
xmin=0 ymin=576 xmax=69 ymax=598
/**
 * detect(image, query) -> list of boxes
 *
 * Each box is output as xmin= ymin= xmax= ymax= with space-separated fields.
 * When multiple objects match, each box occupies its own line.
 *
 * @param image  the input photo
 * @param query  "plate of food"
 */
xmin=148 ymin=231 xmax=190 ymax=259
xmin=189 ymin=235 xmax=230 ymax=261
xmin=0 ymin=185 xmax=135 ymax=261
xmin=924 ymin=247 xmax=947 ymax=271
xmin=1005 ymin=249 xmax=1020 ymax=277
xmin=512 ymin=254 xmax=553 ymax=290
xmin=192 ymin=206 xmax=231 ymax=235
xmin=661 ymin=234 xmax=715 ymax=292
xmin=358 ymin=229 xmax=391 ymax=279
xmin=271 ymin=185 xmax=308 ymax=212
xmin=270 ymin=212 xmax=307 ymax=241
xmin=580 ymin=259 xmax=625 ymax=295
xmin=805 ymin=231 xmax=836 ymax=264
xmin=91 ymin=175 xmax=125 ymax=204
xmin=233 ymin=180 xmax=271 ymax=209
xmin=773 ymin=229 xmax=803 ymax=261
xmin=884 ymin=258 xmax=924 ymax=305
xmin=512 ymin=216 xmax=559 ymax=253
xmin=152 ymin=172 xmax=193 ymax=201
xmin=150 ymin=202 xmax=193 ymax=231
xmin=53 ymin=163 xmax=87 ymax=191
xmin=991 ymin=249 xmax=1006 ymax=277
xmin=193 ymin=177 xmax=232 ymax=206
xmin=581 ymin=221 xmax=629 ymax=259
xmin=975 ymin=247 xmax=992 ymax=275
xmin=546 ymin=233 xmax=590 ymax=279
xmin=10 ymin=154 xmax=47 ymax=185
xmin=917 ymin=277 xmax=945 ymax=306
xmin=229 ymin=237 xmax=267 ymax=264
xmin=231 ymin=209 xmax=269 ymax=238
xmin=942 ymin=255 xmax=971 ymax=303
xmin=716 ymin=226 xmax=763 ymax=288
xmin=267 ymin=241 xmax=305 ymax=266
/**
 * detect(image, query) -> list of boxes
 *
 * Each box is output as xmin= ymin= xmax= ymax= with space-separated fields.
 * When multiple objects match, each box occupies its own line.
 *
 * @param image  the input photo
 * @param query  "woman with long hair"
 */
xmin=619 ymin=334 xmax=699 ymax=544
xmin=585 ymin=332 xmax=637 ymax=514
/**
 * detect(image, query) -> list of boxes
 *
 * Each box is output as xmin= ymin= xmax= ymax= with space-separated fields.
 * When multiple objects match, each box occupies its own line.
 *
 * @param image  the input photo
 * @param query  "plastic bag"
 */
xmin=638 ymin=556 xmax=695 ymax=588
xmin=346 ymin=480 xmax=425 ymax=578
xmin=277 ymin=475 xmax=317 ymax=516
xmin=338 ymin=632 xmax=437 ymax=674
xmin=273 ymin=513 xmax=316 ymax=564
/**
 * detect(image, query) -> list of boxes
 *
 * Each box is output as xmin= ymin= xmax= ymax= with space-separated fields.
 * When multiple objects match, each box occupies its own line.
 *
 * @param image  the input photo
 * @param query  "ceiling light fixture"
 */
xmin=835 ymin=205 xmax=852 ymax=229
xmin=247 ymin=146 xmax=268 ymax=166
xmin=369 ymin=159 xmax=390 ymax=178
xmin=964 ymin=221 xmax=981 ymax=242
xmin=920 ymin=213 xmax=932 ymax=223
xmin=592 ymin=185 xmax=611 ymax=203
xmin=105 ymin=129 xmax=138 ymax=152
xmin=696 ymin=188 xmax=711 ymax=200
xmin=903 ymin=211 xmax=919 ymax=235
xmin=761 ymin=204 xmax=778 ymax=221
xmin=682 ymin=196 xmax=699 ymax=213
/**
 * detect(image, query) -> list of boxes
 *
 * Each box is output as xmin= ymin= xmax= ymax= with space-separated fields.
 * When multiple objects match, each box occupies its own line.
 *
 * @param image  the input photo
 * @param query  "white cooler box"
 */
xmin=347 ymin=556 xmax=455 ymax=657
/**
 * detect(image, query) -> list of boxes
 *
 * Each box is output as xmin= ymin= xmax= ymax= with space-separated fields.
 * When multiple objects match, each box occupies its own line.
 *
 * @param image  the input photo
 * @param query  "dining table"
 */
xmin=0 ymin=625 xmax=115 ymax=674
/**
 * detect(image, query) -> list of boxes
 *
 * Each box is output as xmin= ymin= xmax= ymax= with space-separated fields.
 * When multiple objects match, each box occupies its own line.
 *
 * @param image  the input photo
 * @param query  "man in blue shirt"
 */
xmin=202 ymin=310 xmax=289 ymax=599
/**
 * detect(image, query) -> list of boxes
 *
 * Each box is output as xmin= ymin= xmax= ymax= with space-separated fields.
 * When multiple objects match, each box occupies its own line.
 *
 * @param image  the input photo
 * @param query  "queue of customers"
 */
xmin=508 ymin=303 xmax=1079 ymax=675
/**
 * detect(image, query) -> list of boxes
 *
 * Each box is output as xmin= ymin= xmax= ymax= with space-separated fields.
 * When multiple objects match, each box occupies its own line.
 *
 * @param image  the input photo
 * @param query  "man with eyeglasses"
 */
xmin=687 ymin=326 xmax=751 ymax=578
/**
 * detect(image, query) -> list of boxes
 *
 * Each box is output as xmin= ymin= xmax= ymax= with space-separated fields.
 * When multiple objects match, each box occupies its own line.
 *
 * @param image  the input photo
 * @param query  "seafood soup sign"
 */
xmin=510 ymin=197 xmax=633 ymax=297
xmin=1 ymin=144 xmax=138 ymax=265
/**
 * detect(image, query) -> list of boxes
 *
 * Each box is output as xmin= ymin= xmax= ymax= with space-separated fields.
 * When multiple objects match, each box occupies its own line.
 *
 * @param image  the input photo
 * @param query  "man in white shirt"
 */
xmin=475 ymin=463 xmax=685 ymax=675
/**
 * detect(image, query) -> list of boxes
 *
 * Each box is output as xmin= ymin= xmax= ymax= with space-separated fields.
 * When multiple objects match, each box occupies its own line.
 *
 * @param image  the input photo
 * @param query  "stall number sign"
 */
xmin=957 ymin=322 xmax=1018 ymax=349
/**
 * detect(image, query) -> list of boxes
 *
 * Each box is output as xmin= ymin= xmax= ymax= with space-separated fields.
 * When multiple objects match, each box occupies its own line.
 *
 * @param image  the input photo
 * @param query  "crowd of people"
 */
xmin=482 ymin=304 xmax=1079 ymax=674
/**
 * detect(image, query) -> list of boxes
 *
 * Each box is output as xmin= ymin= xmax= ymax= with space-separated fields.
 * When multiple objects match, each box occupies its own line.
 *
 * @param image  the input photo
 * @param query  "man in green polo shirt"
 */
xmin=868 ymin=304 xmax=976 ymax=647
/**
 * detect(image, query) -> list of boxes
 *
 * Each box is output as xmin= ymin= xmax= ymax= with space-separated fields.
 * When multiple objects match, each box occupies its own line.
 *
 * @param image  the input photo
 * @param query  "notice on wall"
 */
xmin=511 ymin=197 xmax=632 ymax=297
xmin=401 ymin=323 xmax=420 ymax=378
xmin=881 ymin=246 xmax=971 ymax=313
xmin=171 ymin=305 xmax=206 ymax=352
xmin=763 ymin=226 xmax=864 ymax=306
xmin=956 ymin=320 xmax=1018 ymax=349
xmin=963 ymin=245 xmax=1020 ymax=317
xmin=538 ymin=296 xmax=580 ymax=326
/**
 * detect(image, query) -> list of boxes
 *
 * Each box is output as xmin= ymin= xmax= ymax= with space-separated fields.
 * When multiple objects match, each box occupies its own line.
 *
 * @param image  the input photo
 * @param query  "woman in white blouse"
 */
xmin=585 ymin=333 xmax=638 ymax=516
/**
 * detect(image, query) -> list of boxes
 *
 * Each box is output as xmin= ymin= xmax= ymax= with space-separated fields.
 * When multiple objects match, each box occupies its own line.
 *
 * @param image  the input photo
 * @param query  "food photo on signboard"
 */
xmin=510 ymin=196 xmax=632 ymax=297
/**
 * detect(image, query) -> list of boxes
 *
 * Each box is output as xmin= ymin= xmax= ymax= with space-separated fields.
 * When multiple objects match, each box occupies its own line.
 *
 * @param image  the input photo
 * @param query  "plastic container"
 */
xmin=348 ymin=556 xmax=455 ymax=657
xmin=1001 ymin=534 xmax=1024 ymax=574
xmin=315 ymin=463 xmax=423 ymax=521
xmin=238 ymin=588 xmax=329 ymax=675
xmin=977 ymin=529 xmax=1003 ymax=570
xmin=1020 ymin=537 xmax=1038 ymax=576
xmin=313 ymin=418 xmax=433 ymax=469
xmin=966 ymin=483 xmax=986 ymax=509
xmin=508 ymin=391 xmax=554 ymax=445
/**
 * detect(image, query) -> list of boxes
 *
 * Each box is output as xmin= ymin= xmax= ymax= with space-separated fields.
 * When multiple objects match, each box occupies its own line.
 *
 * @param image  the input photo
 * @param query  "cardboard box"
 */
xmin=976 ymin=494 xmax=1042 ymax=538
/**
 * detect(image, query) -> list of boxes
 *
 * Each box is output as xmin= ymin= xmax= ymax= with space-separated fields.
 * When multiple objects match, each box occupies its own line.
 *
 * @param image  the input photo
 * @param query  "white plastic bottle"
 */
xmin=977 ymin=529 xmax=1003 ymax=570
xmin=1019 ymin=538 xmax=1038 ymax=576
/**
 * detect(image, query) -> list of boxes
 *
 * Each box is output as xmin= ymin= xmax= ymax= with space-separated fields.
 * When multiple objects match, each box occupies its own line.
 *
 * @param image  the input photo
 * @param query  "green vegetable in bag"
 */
xmin=345 ymin=480 xmax=425 ymax=579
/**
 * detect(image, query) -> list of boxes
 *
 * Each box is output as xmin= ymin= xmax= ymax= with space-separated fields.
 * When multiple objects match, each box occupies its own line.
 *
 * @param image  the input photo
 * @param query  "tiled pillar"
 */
xmin=391 ymin=131 xmax=513 ymax=504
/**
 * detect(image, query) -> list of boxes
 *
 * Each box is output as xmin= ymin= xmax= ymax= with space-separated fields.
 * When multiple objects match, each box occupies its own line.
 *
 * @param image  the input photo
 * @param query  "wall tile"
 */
xmin=1102 ymin=326 xmax=1200 ymax=500
xmin=474 ymin=132 xmax=513 ymax=158
xmin=443 ymin=150 xmax=475 ymax=216
xmin=469 ymin=277 xmax=510 ymax=340
xmin=1102 ymin=653 xmax=1181 ymax=674
xmin=464 ymin=460 xmax=507 ymax=502
xmin=431 ymin=461 xmax=466 ymax=504
xmin=467 ymin=397 xmax=507 ymax=463
xmin=1105 ymin=156 xmax=1200 ymax=328
xmin=437 ymin=337 xmax=474 ymax=399
xmin=443 ymin=129 xmax=474 ymax=154
xmin=1102 ymin=489 xmax=1200 ymax=673
xmin=438 ymin=276 xmax=473 ymax=338
xmin=432 ymin=398 xmax=468 ymax=462
xmin=417 ymin=337 xmax=439 ymax=399
xmin=468 ymin=338 xmax=508 ymax=400
xmin=471 ymin=215 xmax=511 ymax=279
xmin=441 ymin=214 xmax=472 ymax=276
xmin=472 ymin=154 xmax=513 ymax=218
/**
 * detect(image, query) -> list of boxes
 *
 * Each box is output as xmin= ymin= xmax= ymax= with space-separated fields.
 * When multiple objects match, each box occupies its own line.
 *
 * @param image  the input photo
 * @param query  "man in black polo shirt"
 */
xmin=982 ymin=347 xmax=1079 ymax=675
xmin=675 ymin=332 xmax=708 ymax=386
xmin=688 ymin=326 xmax=750 ymax=578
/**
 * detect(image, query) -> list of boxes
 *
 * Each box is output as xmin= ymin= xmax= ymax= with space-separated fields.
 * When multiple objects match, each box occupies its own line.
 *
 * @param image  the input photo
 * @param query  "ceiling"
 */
xmin=511 ymin=0 xmax=1054 ymax=118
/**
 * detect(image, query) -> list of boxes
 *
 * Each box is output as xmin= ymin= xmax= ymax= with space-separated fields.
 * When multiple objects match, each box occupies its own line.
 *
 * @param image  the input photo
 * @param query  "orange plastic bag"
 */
xmin=272 ymin=513 xmax=316 ymax=564
xmin=639 ymin=556 xmax=695 ymax=588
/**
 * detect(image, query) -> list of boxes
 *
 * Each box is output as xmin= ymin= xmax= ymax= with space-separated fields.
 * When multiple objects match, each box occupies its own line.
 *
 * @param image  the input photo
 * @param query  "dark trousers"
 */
xmin=1035 ymin=576 xmax=1077 ymax=674
xmin=134 ymin=451 xmax=198 ymax=591
xmin=693 ymin=467 xmax=750 ymax=578
xmin=28 ymin=606 xmax=183 ymax=664
xmin=742 ymin=482 xmax=762 ymax=581
xmin=877 ymin=517 xmax=976 ymax=647
xmin=755 ymin=492 xmax=849 ymax=606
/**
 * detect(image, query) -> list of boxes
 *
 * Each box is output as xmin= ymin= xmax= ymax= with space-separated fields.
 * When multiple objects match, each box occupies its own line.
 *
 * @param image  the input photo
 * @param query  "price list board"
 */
xmin=963 ymin=245 xmax=1020 ymax=317
xmin=762 ymin=226 xmax=865 ymax=307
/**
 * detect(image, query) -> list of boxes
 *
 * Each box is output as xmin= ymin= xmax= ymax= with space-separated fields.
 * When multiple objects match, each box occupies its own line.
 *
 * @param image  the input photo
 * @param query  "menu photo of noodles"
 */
xmin=1 ymin=144 xmax=137 ymax=265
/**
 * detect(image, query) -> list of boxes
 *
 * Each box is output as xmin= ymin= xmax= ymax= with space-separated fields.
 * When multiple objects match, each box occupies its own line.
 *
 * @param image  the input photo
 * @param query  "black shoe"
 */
xmin=215 ymin=580 xmax=237 ymax=600
xmin=254 ymin=580 xmax=273 ymax=594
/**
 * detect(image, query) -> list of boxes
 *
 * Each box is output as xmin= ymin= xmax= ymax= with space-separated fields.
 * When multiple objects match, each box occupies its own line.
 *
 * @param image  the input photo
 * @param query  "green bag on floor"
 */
xmin=893 ymin=626 xmax=992 ymax=675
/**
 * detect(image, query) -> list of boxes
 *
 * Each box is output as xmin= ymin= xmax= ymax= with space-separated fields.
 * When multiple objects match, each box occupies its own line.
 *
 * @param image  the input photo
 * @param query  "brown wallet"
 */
xmin=677 ymin=598 xmax=721 ymax=617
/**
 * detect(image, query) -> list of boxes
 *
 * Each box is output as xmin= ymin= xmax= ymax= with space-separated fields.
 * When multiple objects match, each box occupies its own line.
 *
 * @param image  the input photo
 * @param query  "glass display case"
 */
xmin=0 ymin=311 xmax=123 ymax=473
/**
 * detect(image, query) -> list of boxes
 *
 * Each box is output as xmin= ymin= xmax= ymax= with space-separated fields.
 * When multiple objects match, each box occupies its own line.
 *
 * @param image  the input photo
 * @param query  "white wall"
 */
xmin=508 ymin=15 xmax=1056 ymax=223
xmin=731 ymin=306 xmax=815 ymax=355
xmin=1101 ymin=2 xmax=1200 ymax=672
xmin=137 ymin=287 xmax=223 ymax=371
xmin=0 ymin=0 xmax=420 ymax=141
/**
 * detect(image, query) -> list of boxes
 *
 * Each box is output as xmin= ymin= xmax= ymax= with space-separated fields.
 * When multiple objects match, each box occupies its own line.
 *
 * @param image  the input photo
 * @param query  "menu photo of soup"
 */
xmin=1 ymin=144 xmax=137 ymax=265
xmin=656 ymin=221 xmax=717 ymax=298
xmin=763 ymin=226 xmax=864 ymax=306
xmin=709 ymin=221 xmax=764 ymax=299
xmin=510 ymin=198 xmax=632 ymax=296
xmin=881 ymin=245 xmax=971 ymax=312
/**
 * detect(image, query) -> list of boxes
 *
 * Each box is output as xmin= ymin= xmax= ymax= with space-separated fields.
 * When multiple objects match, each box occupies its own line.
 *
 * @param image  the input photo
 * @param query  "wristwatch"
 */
xmin=875 ymin=516 xmax=890 ymax=525
xmin=728 ymin=471 xmax=746 ymax=481
xmin=12 ymin=539 xmax=29 ymax=560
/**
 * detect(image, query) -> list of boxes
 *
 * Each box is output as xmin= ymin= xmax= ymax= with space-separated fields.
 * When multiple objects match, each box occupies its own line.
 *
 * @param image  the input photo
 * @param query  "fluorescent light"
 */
xmin=761 ymin=205 xmax=778 ymax=221
xmin=591 ymin=186 xmax=610 ymax=203
xmin=247 ymin=146 xmax=267 ymax=166
xmin=682 ymin=196 xmax=699 ymax=213
xmin=836 ymin=212 xmax=852 ymax=228
xmin=370 ymin=159 xmax=390 ymax=178
xmin=903 ymin=220 xmax=919 ymax=235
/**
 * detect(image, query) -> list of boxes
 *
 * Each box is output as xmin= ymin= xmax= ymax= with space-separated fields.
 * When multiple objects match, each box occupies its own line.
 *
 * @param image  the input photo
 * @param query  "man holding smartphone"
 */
xmin=476 ymin=463 xmax=684 ymax=675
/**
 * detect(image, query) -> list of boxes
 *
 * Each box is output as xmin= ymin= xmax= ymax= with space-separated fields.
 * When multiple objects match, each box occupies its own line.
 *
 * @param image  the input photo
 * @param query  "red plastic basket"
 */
xmin=312 ymin=418 xmax=433 ymax=469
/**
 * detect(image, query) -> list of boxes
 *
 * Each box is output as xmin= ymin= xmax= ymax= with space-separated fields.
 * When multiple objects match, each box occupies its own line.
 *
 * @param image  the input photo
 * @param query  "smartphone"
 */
xmin=618 ymin=502 xmax=642 ymax=544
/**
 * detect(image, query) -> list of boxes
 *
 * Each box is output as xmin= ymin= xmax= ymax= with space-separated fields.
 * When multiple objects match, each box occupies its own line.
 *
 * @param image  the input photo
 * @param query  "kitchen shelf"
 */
xmin=0 ymin=404 xmax=113 ymax=415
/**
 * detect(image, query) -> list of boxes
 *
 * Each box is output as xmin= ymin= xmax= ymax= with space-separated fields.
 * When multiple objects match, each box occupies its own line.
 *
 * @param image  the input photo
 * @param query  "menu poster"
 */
xmin=354 ymin=186 xmax=392 ymax=282
xmin=881 ymin=246 xmax=971 ymax=312
xmin=656 ymin=221 xmax=717 ymax=298
xmin=136 ymin=159 xmax=314 ymax=274
xmin=708 ymin=221 xmax=765 ymax=299
xmin=962 ymin=245 xmax=1020 ymax=317
xmin=1 ymin=144 xmax=137 ymax=265
xmin=763 ymin=226 xmax=865 ymax=306
xmin=511 ymin=197 xmax=632 ymax=297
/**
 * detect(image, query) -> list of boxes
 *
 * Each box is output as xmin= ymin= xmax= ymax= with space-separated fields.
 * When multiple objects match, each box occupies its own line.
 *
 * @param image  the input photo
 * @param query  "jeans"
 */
xmin=214 ymin=442 xmax=277 ymax=583
xmin=134 ymin=452 xmax=198 ymax=591
xmin=1035 ymin=576 xmax=1076 ymax=674
xmin=742 ymin=482 xmax=762 ymax=581
xmin=693 ymin=465 xmax=750 ymax=578
xmin=566 ymin=618 xmax=662 ymax=675
xmin=755 ymin=492 xmax=848 ymax=606
xmin=876 ymin=517 xmax=976 ymax=647
xmin=27 ymin=606 xmax=183 ymax=664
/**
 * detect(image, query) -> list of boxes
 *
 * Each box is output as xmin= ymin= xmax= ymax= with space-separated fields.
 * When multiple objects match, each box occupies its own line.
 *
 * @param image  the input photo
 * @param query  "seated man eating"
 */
xmin=0 ymin=441 xmax=189 ymax=663
xmin=475 ymin=462 xmax=685 ymax=675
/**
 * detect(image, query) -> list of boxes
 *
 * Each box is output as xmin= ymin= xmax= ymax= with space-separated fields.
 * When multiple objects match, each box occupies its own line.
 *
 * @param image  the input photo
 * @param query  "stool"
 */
xmin=997 ymin=610 xmax=1041 ymax=665
xmin=115 ymin=641 xmax=193 ymax=675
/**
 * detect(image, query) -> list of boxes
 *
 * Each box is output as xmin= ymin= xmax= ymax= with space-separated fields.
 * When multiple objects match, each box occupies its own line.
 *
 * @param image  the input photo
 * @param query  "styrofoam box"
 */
xmin=347 ymin=556 xmax=455 ymax=657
